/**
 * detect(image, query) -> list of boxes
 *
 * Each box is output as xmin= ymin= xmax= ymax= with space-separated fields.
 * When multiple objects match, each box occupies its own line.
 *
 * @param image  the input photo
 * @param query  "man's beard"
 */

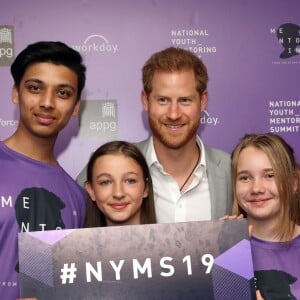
xmin=148 ymin=116 xmax=200 ymax=149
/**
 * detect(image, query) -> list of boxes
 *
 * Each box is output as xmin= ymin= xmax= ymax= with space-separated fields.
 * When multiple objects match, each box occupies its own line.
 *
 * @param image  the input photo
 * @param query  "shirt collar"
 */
xmin=145 ymin=136 xmax=207 ymax=170
xmin=195 ymin=136 xmax=207 ymax=178
xmin=146 ymin=136 xmax=161 ymax=169
xmin=196 ymin=136 xmax=206 ymax=168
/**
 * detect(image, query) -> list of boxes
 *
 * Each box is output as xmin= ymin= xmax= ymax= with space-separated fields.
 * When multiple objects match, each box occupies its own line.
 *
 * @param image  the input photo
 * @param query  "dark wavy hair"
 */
xmin=11 ymin=41 xmax=86 ymax=99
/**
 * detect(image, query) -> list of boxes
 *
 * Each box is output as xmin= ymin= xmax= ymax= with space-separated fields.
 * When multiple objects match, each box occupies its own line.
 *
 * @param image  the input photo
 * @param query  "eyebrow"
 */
xmin=24 ymin=79 xmax=43 ymax=84
xmin=236 ymin=170 xmax=249 ymax=176
xmin=95 ymin=173 xmax=111 ymax=180
xmin=95 ymin=171 xmax=139 ymax=179
xmin=237 ymin=168 xmax=274 ymax=175
xmin=154 ymin=92 xmax=195 ymax=97
xmin=124 ymin=171 xmax=139 ymax=176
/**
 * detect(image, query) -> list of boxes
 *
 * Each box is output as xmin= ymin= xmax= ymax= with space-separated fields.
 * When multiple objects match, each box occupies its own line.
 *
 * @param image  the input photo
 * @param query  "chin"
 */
xmin=159 ymin=137 xmax=188 ymax=149
xmin=110 ymin=218 xmax=130 ymax=225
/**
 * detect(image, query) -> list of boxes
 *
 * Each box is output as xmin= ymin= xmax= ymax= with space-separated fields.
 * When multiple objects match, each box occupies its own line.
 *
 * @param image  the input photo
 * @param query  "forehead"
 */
xmin=153 ymin=68 xmax=195 ymax=79
xmin=94 ymin=153 xmax=142 ymax=171
xmin=21 ymin=62 xmax=78 ymax=88
xmin=152 ymin=70 xmax=196 ymax=93
xmin=238 ymin=146 xmax=272 ymax=169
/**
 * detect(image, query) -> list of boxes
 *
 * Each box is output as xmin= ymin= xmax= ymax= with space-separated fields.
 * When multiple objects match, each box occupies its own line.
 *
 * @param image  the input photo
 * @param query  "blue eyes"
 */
xmin=125 ymin=179 xmax=137 ymax=184
xmin=99 ymin=180 xmax=110 ymax=186
xmin=98 ymin=178 xmax=137 ymax=186
xmin=157 ymin=98 xmax=192 ymax=104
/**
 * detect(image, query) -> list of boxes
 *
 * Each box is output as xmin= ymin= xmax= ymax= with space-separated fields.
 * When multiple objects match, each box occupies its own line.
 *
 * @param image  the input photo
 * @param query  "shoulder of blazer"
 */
xmin=204 ymin=144 xmax=231 ymax=168
xmin=135 ymin=137 xmax=151 ymax=154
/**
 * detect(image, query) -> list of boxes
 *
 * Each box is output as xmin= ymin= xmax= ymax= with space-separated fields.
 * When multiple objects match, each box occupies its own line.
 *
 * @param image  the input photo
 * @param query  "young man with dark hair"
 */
xmin=0 ymin=41 xmax=87 ymax=300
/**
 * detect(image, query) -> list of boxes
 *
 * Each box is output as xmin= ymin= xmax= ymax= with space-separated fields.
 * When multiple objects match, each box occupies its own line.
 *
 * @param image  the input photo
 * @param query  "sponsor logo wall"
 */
xmin=0 ymin=0 xmax=299 ymax=178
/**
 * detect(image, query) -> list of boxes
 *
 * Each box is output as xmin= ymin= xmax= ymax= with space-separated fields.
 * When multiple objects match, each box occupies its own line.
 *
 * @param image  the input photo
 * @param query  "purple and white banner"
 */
xmin=0 ymin=0 xmax=299 ymax=179
xmin=18 ymin=219 xmax=255 ymax=299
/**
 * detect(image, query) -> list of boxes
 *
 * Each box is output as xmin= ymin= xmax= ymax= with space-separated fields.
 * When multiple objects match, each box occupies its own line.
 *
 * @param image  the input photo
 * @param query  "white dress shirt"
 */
xmin=144 ymin=136 xmax=211 ymax=223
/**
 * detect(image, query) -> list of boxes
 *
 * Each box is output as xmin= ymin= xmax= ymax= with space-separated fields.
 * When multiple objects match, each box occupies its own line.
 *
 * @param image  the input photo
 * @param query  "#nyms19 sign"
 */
xmin=18 ymin=219 xmax=255 ymax=299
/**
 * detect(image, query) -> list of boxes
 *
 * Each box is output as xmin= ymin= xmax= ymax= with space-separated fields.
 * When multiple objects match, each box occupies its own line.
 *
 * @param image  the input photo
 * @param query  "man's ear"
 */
xmin=200 ymin=90 xmax=208 ymax=112
xmin=141 ymin=90 xmax=149 ymax=112
xmin=12 ymin=85 xmax=20 ymax=104
xmin=72 ymin=100 xmax=81 ymax=116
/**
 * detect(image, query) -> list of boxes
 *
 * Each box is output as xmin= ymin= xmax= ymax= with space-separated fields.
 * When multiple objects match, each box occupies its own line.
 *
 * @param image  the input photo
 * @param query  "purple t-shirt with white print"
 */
xmin=0 ymin=142 xmax=87 ymax=300
xmin=251 ymin=235 xmax=300 ymax=299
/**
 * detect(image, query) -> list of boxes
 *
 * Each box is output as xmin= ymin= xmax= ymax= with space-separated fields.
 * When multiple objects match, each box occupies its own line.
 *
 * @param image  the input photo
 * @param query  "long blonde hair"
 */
xmin=231 ymin=133 xmax=300 ymax=241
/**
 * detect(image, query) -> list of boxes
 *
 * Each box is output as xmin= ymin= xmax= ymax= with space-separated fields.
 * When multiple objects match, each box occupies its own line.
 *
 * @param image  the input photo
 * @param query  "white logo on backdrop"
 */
xmin=0 ymin=26 xmax=14 ymax=61
xmin=170 ymin=28 xmax=217 ymax=57
xmin=0 ymin=118 xmax=18 ymax=127
xmin=201 ymin=110 xmax=219 ymax=126
xmin=79 ymin=100 xmax=118 ymax=139
xmin=102 ymin=102 xmax=116 ymax=118
xmin=270 ymin=24 xmax=300 ymax=64
xmin=0 ymin=27 xmax=13 ymax=43
xmin=269 ymin=99 xmax=300 ymax=133
xmin=72 ymin=34 xmax=119 ymax=54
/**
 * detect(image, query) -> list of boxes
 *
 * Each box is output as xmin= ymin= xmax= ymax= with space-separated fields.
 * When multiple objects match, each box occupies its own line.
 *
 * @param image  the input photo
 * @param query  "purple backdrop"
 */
xmin=0 ymin=0 xmax=299 ymax=179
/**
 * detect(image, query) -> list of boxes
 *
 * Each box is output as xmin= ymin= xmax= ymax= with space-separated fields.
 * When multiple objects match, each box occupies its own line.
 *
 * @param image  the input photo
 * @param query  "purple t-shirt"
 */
xmin=251 ymin=235 xmax=300 ymax=299
xmin=0 ymin=142 xmax=87 ymax=300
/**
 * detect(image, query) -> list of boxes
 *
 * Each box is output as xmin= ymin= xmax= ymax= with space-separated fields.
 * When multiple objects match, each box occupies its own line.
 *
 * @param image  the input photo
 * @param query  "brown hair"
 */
xmin=231 ymin=133 xmax=300 ymax=241
xmin=142 ymin=47 xmax=208 ymax=96
xmin=84 ymin=141 xmax=156 ymax=227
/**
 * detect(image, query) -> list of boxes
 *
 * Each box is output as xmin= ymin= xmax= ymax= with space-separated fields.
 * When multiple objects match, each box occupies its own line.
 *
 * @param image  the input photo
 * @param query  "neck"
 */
xmin=250 ymin=219 xmax=278 ymax=241
xmin=153 ymin=136 xmax=200 ymax=190
xmin=249 ymin=218 xmax=300 ymax=242
xmin=4 ymin=129 xmax=57 ymax=165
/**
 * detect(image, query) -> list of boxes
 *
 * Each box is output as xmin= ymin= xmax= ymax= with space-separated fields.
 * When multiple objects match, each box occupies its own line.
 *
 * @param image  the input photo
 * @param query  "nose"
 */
xmin=40 ymin=89 xmax=55 ymax=109
xmin=166 ymin=102 xmax=182 ymax=120
xmin=251 ymin=178 xmax=265 ymax=194
xmin=113 ymin=182 xmax=125 ymax=200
